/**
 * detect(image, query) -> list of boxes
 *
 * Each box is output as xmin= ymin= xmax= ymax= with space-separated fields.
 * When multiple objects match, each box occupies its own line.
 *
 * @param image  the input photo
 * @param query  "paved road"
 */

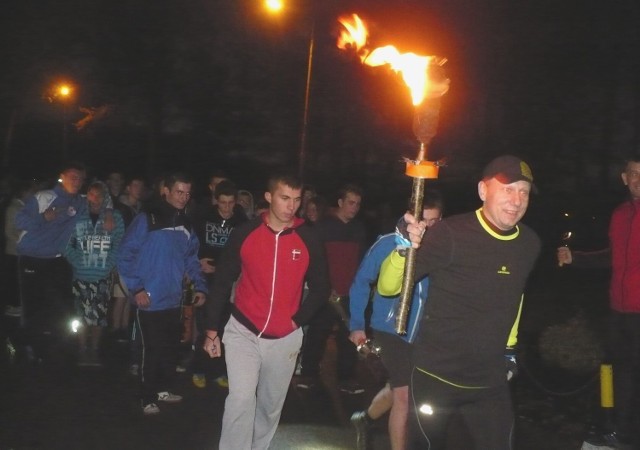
xmin=2 ymin=328 xmax=590 ymax=450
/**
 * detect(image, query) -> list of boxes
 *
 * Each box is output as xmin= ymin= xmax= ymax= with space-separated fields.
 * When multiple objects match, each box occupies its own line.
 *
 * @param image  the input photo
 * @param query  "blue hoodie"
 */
xmin=64 ymin=205 xmax=125 ymax=282
xmin=349 ymin=233 xmax=429 ymax=343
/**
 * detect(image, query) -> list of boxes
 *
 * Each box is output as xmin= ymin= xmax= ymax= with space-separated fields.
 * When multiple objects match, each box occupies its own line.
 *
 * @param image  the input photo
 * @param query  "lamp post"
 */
xmin=56 ymin=84 xmax=72 ymax=159
xmin=298 ymin=23 xmax=314 ymax=179
xmin=264 ymin=0 xmax=314 ymax=178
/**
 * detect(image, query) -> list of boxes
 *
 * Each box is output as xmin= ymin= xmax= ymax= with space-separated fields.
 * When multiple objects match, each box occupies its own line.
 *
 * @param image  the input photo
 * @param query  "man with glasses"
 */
xmin=118 ymin=172 xmax=207 ymax=416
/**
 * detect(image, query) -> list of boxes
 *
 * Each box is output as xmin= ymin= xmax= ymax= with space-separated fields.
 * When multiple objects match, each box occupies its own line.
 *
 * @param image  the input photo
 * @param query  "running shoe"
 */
xmin=157 ymin=391 xmax=183 ymax=403
xmin=192 ymin=373 xmax=207 ymax=388
xmin=350 ymin=411 xmax=371 ymax=450
xmin=214 ymin=376 xmax=229 ymax=388
xmin=142 ymin=403 xmax=160 ymax=415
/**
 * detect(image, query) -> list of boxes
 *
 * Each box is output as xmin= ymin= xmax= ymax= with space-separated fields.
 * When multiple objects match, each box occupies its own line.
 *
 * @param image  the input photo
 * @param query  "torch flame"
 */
xmin=337 ymin=14 xmax=449 ymax=106
xmin=337 ymin=14 xmax=368 ymax=56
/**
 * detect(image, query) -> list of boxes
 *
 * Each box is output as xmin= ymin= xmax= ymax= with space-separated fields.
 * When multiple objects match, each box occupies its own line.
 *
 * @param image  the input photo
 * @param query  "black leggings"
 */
xmin=408 ymin=368 xmax=514 ymax=450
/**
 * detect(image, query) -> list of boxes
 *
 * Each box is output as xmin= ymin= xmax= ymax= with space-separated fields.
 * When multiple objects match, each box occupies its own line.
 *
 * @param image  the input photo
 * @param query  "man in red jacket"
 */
xmin=558 ymin=154 xmax=640 ymax=447
xmin=203 ymin=172 xmax=330 ymax=450
xmin=298 ymin=184 xmax=367 ymax=394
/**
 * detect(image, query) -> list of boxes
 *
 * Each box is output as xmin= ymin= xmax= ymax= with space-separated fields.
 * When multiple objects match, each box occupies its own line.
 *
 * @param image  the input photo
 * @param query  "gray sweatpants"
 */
xmin=219 ymin=316 xmax=303 ymax=450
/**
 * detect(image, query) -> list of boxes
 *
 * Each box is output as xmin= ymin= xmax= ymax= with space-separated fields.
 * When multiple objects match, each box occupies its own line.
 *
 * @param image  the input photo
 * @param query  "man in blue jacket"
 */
xmin=348 ymin=191 xmax=443 ymax=450
xmin=15 ymin=161 xmax=113 ymax=359
xmin=117 ymin=172 xmax=207 ymax=416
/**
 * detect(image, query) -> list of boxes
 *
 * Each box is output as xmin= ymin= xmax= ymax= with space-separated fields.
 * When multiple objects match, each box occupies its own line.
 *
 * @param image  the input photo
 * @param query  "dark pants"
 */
xmin=2 ymin=254 xmax=20 ymax=343
xmin=191 ymin=303 xmax=229 ymax=378
xmin=137 ymin=307 xmax=181 ymax=405
xmin=608 ymin=311 xmax=640 ymax=440
xmin=17 ymin=256 xmax=72 ymax=354
xmin=130 ymin=310 xmax=142 ymax=366
xmin=300 ymin=299 xmax=357 ymax=381
xmin=3 ymin=254 xmax=20 ymax=308
xmin=409 ymin=369 xmax=513 ymax=450
xmin=190 ymin=274 xmax=229 ymax=378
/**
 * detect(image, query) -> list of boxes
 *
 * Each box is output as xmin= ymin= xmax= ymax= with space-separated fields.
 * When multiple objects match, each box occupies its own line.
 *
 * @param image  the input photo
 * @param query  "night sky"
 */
xmin=1 ymin=0 xmax=639 ymax=235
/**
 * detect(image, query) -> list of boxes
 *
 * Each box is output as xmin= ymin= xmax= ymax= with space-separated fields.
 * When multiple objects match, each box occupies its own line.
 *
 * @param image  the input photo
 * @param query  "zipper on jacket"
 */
xmin=258 ymin=229 xmax=284 ymax=337
xmin=621 ymin=202 xmax=636 ymax=311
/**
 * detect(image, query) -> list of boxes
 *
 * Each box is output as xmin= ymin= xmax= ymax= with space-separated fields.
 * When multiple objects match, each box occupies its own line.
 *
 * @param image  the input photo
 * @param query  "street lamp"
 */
xmin=58 ymin=84 xmax=71 ymax=158
xmin=263 ymin=0 xmax=314 ymax=178
xmin=58 ymin=85 xmax=71 ymax=98
xmin=265 ymin=0 xmax=283 ymax=13
xmin=52 ymin=83 xmax=73 ymax=159
xmin=299 ymin=23 xmax=315 ymax=179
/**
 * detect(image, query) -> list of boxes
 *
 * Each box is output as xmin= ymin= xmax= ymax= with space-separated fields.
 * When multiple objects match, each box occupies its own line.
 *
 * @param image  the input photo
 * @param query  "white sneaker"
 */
xmin=142 ymin=403 xmax=160 ymax=415
xmin=157 ymin=391 xmax=182 ymax=403
xmin=129 ymin=364 xmax=139 ymax=376
xmin=4 ymin=305 xmax=22 ymax=317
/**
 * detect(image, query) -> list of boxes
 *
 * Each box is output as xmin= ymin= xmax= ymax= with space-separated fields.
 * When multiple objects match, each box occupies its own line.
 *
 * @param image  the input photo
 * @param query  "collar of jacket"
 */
xmin=148 ymin=200 xmax=190 ymax=230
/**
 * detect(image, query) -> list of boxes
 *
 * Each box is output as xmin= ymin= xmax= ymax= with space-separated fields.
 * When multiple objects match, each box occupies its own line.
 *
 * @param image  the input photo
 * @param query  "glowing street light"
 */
xmin=58 ymin=84 xmax=71 ymax=98
xmin=265 ymin=0 xmax=283 ymax=14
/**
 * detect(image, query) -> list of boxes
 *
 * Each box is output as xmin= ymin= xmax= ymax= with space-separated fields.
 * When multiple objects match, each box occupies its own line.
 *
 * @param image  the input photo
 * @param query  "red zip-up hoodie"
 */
xmin=609 ymin=199 xmax=640 ymax=312
xmin=205 ymin=214 xmax=330 ymax=338
xmin=573 ymin=199 xmax=640 ymax=312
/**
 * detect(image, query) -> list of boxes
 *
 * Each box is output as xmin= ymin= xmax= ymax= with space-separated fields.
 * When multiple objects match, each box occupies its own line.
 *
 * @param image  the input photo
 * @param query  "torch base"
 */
xmin=406 ymin=160 xmax=439 ymax=179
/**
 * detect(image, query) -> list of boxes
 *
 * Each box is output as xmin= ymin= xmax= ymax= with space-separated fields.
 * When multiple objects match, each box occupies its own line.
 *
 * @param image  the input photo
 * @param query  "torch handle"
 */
xmin=395 ymin=176 xmax=426 ymax=335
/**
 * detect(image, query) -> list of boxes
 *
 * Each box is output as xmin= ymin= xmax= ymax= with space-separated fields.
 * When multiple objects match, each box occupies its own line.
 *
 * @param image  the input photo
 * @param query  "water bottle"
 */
xmin=357 ymin=339 xmax=382 ymax=357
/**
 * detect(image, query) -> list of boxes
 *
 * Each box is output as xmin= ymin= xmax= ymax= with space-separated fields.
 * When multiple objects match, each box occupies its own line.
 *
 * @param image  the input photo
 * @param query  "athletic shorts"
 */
xmin=111 ymin=272 xmax=128 ymax=298
xmin=73 ymin=277 xmax=113 ymax=327
xmin=374 ymin=330 xmax=412 ymax=388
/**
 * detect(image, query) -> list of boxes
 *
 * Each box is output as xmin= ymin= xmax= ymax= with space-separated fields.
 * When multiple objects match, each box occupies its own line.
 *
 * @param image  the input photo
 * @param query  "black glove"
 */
xmin=505 ymin=347 xmax=518 ymax=381
xmin=394 ymin=217 xmax=412 ymax=256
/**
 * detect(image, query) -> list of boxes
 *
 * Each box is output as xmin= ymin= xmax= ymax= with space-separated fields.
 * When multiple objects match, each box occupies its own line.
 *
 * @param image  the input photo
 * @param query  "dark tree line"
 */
xmin=1 ymin=0 xmax=639 ymax=206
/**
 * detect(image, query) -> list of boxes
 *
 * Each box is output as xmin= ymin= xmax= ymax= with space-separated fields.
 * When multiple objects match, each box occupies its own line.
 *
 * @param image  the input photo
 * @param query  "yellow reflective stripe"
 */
xmin=507 ymin=296 xmax=523 ymax=348
xmin=475 ymin=209 xmax=519 ymax=240
xmin=415 ymin=366 xmax=489 ymax=389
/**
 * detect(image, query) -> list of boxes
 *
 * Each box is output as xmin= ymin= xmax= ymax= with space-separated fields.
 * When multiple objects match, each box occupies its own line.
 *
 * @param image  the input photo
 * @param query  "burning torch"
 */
xmin=395 ymin=63 xmax=449 ymax=334
xmin=337 ymin=14 xmax=450 ymax=334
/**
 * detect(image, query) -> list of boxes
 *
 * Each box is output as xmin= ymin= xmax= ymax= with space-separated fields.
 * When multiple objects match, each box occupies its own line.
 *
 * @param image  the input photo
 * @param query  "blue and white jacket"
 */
xmin=349 ymin=233 xmax=429 ymax=343
xmin=117 ymin=201 xmax=207 ymax=311
xmin=15 ymin=185 xmax=88 ymax=258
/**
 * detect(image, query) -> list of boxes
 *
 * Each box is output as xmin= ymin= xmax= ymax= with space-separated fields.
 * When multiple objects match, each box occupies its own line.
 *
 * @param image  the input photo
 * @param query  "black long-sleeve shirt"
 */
xmin=410 ymin=210 xmax=540 ymax=388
